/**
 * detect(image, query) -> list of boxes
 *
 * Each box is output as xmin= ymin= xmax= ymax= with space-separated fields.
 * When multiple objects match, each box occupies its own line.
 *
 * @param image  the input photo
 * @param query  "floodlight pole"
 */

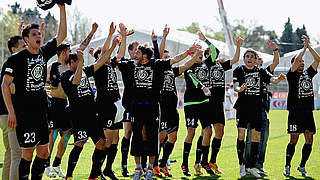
xmin=217 ymin=0 xmax=235 ymax=57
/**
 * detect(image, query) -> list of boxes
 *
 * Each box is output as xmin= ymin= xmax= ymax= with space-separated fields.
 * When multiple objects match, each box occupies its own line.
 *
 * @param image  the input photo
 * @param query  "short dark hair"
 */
xmin=128 ymin=41 xmax=139 ymax=51
xmin=22 ymin=24 xmax=40 ymax=41
xmin=164 ymin=49 xmax=169 ymax=54
xmin=68 ymin=53 xmax=78 ymax=64
xmin=204 ymin=47 xmax=210 ymax=58
xmin=138 ymin=44 xmax=153 ymax=60
xmin=56 ymin=43 xmax=71 ymax=56
xmin=243 ymin=48 xmax=258 ymax=59
xmin=7 ymin=35 xmax=23 ymax=54
xmin=93 ymin=46 xmax=102 ymax=60
xmin=291 ymin=55 xmax=297 ymax=64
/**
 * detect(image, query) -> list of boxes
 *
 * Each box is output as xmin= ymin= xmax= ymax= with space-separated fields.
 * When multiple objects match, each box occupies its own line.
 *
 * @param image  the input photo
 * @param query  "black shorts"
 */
xmin=159 ymin=105 xmax=179 ymax=134
xmin=130 ymin=103 xmax=159 ymax=156
xmin=288 ymin=110 xmax=316 ymax=134
xmin=48 ymin=97 xmax=71 ymax=132
xmin=72 ymin=127 xmax=105 ymax=144
xmin=236 ymin=108 xmax=262 ymax=131
xmin=15 ymin=109 xmax=49 ymax=148
xmin=208 ymin=101 xmax=225 ymax=126
xmin=184 ymin=104 xmax=201 ymax=128
xmin=70 ymin=107 xmax=104 ymax=144
xmin=120 ymin=96 xmax=132 ymax=123
xmin=97 ymin=102 xmax=123 ymax=130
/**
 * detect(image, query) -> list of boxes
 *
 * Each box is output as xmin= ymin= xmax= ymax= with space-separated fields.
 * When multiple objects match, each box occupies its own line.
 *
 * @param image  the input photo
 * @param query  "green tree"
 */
xmin=0 ymin=9 xmax=20 ymax=67
xmin=43 ymin=12 xmax=58 ymax=42
xmin=279 ymin=18 xmax=296 ymax=55
xmin=178 ymin=22 xmax=200 ymax=34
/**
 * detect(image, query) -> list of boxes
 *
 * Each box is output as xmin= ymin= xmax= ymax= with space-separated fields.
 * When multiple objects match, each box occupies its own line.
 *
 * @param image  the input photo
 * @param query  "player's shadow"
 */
xmin=180 ymin=174 xmax=222 ymax=179
xmin=285 ymin=176 xmax=315 ymax=180
xmin=0 ymin=163 xmax=3 ymax=168
xmin=237 ymin=174 xmax=270 ymax=180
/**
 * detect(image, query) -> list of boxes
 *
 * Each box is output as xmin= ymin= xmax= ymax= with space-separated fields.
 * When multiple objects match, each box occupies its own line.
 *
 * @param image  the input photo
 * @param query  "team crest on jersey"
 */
xmin=300 ymin=79 xmax=312 ymax=90
xmin=212 ymin=69 xmax=223 ymax=80
xmin=137 ymin=69 xmax=149 ymax=81
xmin=246 ymin=76 xmax=256 ymax=87
xmin=31 ymin=64 xmax=44 ymax=81
xmin=196 ymin=69 xmax=207 ymax=81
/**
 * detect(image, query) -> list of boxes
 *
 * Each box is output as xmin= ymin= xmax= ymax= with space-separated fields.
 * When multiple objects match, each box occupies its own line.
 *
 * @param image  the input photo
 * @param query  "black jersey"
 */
xmin=184 ymin=63 xmax=210 ymax=105
xmin=160 ymin=67 xmax=180 ymax=105
xmin=49 ymin=62 xmax=62 ymax=87
xmin=204 ymin=58 xmax=232 ymax=102
xmin=0 ymin=66 xmax=8 ymax=114
xmin=3 ymin=38 xmax=58 ymax=107
xmin=233 ymin=65 xmax=272 ymax=110
xmin=261 ymin=66 xmax=273 ymax=111
xmin=287 ymin=66 xmax=317 ymax=111
xmin=94 ymin=61 xmax=120 ymax=103
xmin=116 ymin=58 xmax=171 ymax=104
xmin=61 ymin=65 xmax=95 ymax=109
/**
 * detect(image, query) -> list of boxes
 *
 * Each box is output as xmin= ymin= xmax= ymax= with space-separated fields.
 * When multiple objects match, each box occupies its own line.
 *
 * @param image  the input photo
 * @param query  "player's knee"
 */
xmin=168 ymin=133 xmax=177 ymax=143
xmin=125 ymin=128 xmax=132 ymax=138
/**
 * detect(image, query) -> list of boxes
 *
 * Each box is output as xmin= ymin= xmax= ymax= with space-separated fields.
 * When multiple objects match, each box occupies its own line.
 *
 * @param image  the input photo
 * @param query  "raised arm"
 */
xmin=230 ymin=37 xmax=243 ymax=65
xmin=151 ymin=30 xmax=160 ymax=59
xmin=78 ymin=22 xmax=98 ymax=51
xmin=101 ymin=22 xmax=116 ymax=55
xmin=170 ymin=44 xmax=197 ymax=65
xmin=1 ymin=75 xmax=17 ymax=129
xmin=55 ymin=4 xmax=67 ymax=46
xmin=94 ymin=36 xmax=120 ymax=71
xmin=267 ymin=40 xmax=279 ymax=72
xmin=302 ymin=35 xmax=320 ymax=71
xmin=40 ymin=21 xmax=46 ymax=45
xmin=197 ymin=29 xmax=219 ymax=63
xmin=270 ymin=73 xmax=286 ymax=84
xmin=18 ymin=20 xmax=24 ymax=35
xmin=179 ymin=48 xmax=203 ymax=74
xmin=117 ymin=23 xmax=130 ymax=59
xmin=72 ymin=50 xmax=84 ymax=85
xmin=160 ymin=24 xmax=170 ymax=58
xmin=291 ymin=46 xmax=306 ymax=72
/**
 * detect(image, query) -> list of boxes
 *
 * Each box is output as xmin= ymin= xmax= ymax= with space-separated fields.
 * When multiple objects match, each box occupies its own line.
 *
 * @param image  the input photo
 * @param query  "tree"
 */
xmin=0 ymin=9 xmax=20 ymax=67
xmin=177 ymin=22 xmax=200 ymax=34
xmin=279 ymin=18 xmax=296 ymax=55
xmin=43 ymin=12 xmax=58 ymax=42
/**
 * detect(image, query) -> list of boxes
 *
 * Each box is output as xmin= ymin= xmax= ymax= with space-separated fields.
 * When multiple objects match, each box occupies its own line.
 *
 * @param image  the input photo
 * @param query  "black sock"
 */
xmin=195 ymin=136 xmax=203 ymax=164
xmin=89 ymin=148 xmax=107 ymax=179
xmin=121 ymin=137 xmax=130 ymax=166
xmin=19 ymin=158 xmax=31 ymax=180
xmin=159 ymin=142 xmax=175 ymax=167
xmin=248 ymin=142 xmax=259 ymax=168
xmin=236 ymin=139 xmax=245 ymax=165
xmin=104 ymin=144 xmax=118 ymax=173
xmin=154 ymin=142 xmax=164 ymax=167
xmin=31 ymin=156 xmax=47 ymax=180
xmin=141 ymin=140 xmax=148 ymax=169
xmin=200 ymin=145 xmax=210 ymax=165
xmin=66 ymin=145 xmax=83 ymax=177
xmin=210 ymin=138 xmax=222 ymax=164
xmin=182 ymin=142 xmax=192 ymax=166
xmin=52 ymin=157 xmax=62 ymax=167
xmin=45 ymin=155 xmax=50 ymax=168
xmin=285 ymin=143 xmax=296 ymax=167
xmin=300 ymin=144 xmax=312 ymax=167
